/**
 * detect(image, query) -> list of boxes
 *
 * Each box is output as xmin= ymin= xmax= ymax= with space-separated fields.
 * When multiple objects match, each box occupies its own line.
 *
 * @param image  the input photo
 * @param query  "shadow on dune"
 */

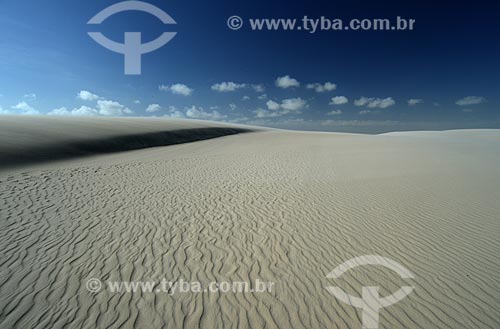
xmin=0 ymin=127 xmax=253 ymax=170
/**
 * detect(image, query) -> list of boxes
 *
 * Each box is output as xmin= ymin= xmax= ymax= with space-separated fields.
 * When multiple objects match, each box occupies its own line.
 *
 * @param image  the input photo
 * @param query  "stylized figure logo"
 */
xmin=88 ymin=1 xmax=177 ymax=75
xmin=326 ymin=255 xmax=414 ymax=329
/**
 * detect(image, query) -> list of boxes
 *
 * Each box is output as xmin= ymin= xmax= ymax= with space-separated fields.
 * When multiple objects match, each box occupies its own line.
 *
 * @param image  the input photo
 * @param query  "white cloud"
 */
xmin=185 ymin=105 xmax=226 ymax=120
xmin=275 ymin=75 xmax=300 ymax=88
xmin=73 ymin=106 xmax=99 ymax=116
xmin=133 ymin=99 xmax=141 ymax=104
xmin=330 ymin=96 xmax=348 ymax=105
xmin=47 ymin=107 xmax=70 ymax=115
xmin=229 ymin=103 xmax=237 ymax=111
xmin=455 ymin=96 xmax=486 ymax=106
xmin=258 ymin=94 xmax=267 ymax=100
xmin=162 ymin=106 xmax=184 ymax=118
xmin=359 ymin=110 xmax=374 ymax=115
xmin=78 ymin=90 xmax=100 ymax=101
xmin=211 ymin=82 xmax=246 ymax=92
xmin=306 ymin=82 xmax=336 ymax=92
xmin=0 ymin=106 xmax=12 ymax=115
xmin=354 ymin=97 xmax=395 ymax=109
xmin=254 ymin=108 xmax=281 ymax=118
xmin=169 ymin=111 xmax=185 ymax=118
xmin=23 ymin=93 xmax=37 ymax=101
xmin=368 ymin=97 xmax=395 ymax=108
xmin=320 ymin=119 xmax=400 ymax=127
xmin=281 ymin=98 xmax=306 ymax=111
xmin=354 ymin=97 xmax=372 ymax=106
xmin=263 ymin=98 xmax=307 ymax=117
xmin=242 ymin=96 xmax=250 ymax=100
xmin=164 ymin=110 xmax=185 ymax=118
xmin=159 ymin=83 xmax=193 ymax=96
xmin=97 ymin=100 xmax=133 ymax=116
xmin=252 ymin=84 xmax=265 ymax=92
xmin=408 ymin=98 xmax=423 ymax=106
xmin=327 ymin=110 xmax=342 ymax=115
xmin=48 ymin=106 xmax=98 ymax=116
xmin=146 ymin=104 xmax=161 ymax=113
xmin=10 ymin=101 xmax=39 ymax=115
xmin=266 ymin=100 xmax=281 ymax=110
xmin=462 ymin=108 xmax=474 ymax=113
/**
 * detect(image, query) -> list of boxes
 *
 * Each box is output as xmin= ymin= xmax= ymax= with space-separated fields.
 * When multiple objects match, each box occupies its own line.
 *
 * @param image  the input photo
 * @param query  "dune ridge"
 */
xmin=0 ymin=116 xmax=254 ymax=169
xmin=0 ymin=127 xmax=252 ymax=169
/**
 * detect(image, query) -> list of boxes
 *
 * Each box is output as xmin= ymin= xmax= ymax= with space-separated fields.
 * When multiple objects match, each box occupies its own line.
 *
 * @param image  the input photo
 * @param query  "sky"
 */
xmin=0 ymin=0 xmax=499 ymax=133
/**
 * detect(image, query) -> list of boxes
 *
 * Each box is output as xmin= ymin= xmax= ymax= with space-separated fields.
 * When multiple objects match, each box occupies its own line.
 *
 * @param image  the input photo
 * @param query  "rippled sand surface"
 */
xmin=1 ymin=118 xmax=499 ymax=328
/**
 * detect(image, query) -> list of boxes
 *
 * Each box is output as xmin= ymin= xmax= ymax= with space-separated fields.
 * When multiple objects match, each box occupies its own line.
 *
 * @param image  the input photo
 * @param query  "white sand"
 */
xmin=1 ymin=117 xmax=499 ymax=328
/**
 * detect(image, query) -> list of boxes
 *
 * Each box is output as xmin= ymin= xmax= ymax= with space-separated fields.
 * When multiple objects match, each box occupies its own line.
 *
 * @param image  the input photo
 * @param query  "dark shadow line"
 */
xmin=0 ymin=127 xmax=253 ymax=170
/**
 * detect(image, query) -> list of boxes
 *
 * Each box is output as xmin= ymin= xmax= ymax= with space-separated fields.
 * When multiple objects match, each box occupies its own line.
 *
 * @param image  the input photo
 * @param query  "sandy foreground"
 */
xmin=0 ymin=117 xmax=499 ymax=328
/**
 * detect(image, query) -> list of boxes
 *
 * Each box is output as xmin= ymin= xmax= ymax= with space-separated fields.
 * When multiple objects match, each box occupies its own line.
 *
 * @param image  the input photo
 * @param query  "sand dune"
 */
xmin=1 ymin=118 xmax=499 ymax=328
xmin=0 ymin=116 xmax=254 ymax=169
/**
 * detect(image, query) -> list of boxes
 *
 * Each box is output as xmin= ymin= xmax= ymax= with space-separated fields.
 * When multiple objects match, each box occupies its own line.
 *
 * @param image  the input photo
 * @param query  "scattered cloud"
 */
xmin=48 ymin=106 xmax=98 ymax=116
xmin=211 ymin=82 xmax=246 ymax=92
xmin=9 ymin=101 xmax=39 ymax=115
xmin=330 ymin=96 xmax=348 ymax=105
xmin=252 ymin=84 xmax=265 ymax=92
xmin=281 ymin=98 xmax=306 ymax=111
xmin=266 ymin=100 xmax=281 ymax=110
xmin=306 ymin=82 xmax=336 ymax=93
xmin=254 ymin=108 xmax=281 ymax=118
xmin=23 ymin=93 xmax=37 ymax=101
xmin=159 ymin=83 xmax=193 ymax=96
xmin=408 ymin=98 xmax=423 ymax=106
xmin=462 ymin=108 xmax=474 ymax=113
xmin=242 ymin=96 xmax=250 ymax=100
xmin=327 ymin=110 xmax=342 ymax=115
xmin=320 ymin=119 xmax=400 ymax=127
xmin=354 ymin=97 xmax=395 ymax=109
xmin=133 ymin=99 xmax=141 ymax=104
xmin=261 ymin=97 xmax=307 ymax=117
xmin=455 ymin=96 xmax=486 ymax=106
xmin=275 ymin=75 xmax=300 ymax=88
xmin=78 ymin=90 xmax=100 ymax=101
xmin=185 ymin=105 xmax=226 ymax=120
xmin=368 ymin=99 xmax=394 ymax=109
xmin=47 ymin=107 xmax=70 ymax=116
xmin=354 ymin=97 xmax=371 ymax=106
xmin=167 ymin=111 xmax=185 ymax=118
xmin=71 ymin=107 xmax=96 ymax=116
xmin=162 ymin=105 xmax=185 ymax=118
xmin=229 ymin=103 xmax=237 ymax=111
xmin=146 ymin=104 xmax=161 ymax=113
xmin=258 ymin=94 xmax=267 ymax=100
xmin=97 ymin=100 xmax=133 ymax=116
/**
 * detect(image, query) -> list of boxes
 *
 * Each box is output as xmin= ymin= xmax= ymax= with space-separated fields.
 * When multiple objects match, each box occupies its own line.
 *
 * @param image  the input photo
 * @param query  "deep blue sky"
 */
xmin=1 ymin=0 xmax=499 ymax=132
